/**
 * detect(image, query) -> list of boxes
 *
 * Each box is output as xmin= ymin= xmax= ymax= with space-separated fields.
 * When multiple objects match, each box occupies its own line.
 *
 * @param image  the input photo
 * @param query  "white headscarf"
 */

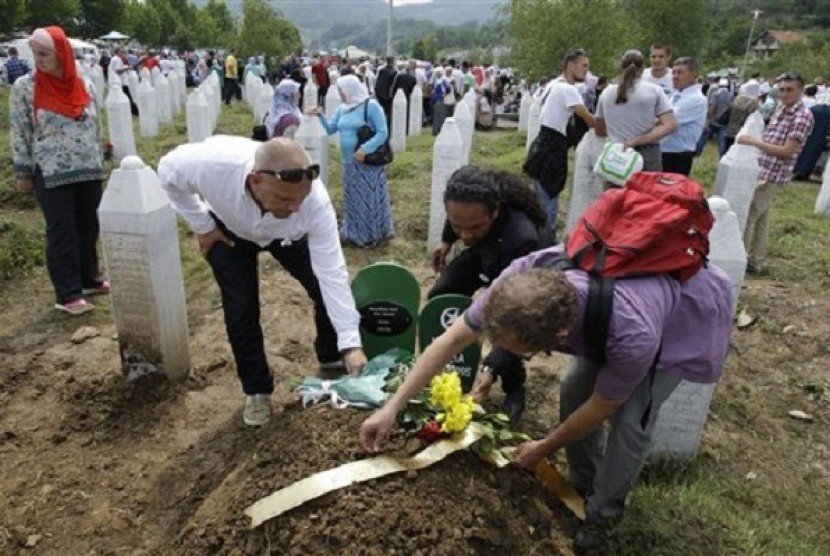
xmin=337 ymin=74 xmax=369 ymax=110
xmin=264 ymin=79 xmax=302 ymax=138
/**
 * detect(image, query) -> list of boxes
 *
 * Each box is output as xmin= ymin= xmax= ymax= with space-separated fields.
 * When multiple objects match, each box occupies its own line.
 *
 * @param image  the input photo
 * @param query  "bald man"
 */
xmin=159 ymin=136 xmax=367 ymax=426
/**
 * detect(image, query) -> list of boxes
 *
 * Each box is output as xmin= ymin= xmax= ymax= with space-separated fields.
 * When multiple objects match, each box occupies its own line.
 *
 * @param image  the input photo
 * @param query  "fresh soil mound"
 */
xmin=171 ymin=404 xmax=576 ymax=554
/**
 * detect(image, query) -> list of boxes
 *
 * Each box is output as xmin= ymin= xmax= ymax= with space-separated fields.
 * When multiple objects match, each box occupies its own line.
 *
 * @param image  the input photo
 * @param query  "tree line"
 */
xmin=0 ymin=0 xmax=302 ymax=60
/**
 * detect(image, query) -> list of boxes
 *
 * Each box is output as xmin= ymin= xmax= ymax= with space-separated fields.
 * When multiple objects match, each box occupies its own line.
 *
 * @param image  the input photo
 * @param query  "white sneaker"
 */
xmin=243 ymin=394 xmax=272 ymax=426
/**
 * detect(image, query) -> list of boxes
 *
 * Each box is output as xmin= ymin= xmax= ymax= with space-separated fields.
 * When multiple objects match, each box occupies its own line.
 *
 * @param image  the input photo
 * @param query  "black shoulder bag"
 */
xmin=355 ymin=100 xmax=394 ymax=166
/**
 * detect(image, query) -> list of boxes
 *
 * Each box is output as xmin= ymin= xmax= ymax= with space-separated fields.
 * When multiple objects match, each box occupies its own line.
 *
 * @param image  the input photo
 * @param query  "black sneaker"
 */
xmin=502 ymin=387 xmax=526 ymax=424
xmin=574 ymin=520 xmax=610 ymax=554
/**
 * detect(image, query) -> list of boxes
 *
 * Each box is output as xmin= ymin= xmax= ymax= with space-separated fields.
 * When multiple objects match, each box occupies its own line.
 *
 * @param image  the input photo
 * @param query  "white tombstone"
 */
xmin=244 ymin=73 xmax=257 ymax=106
xmin=139 ymin=67 xmax=151 ymax=83
xmin=105 ymin=86 xmax=136 ymax=162
xmin=518 ymin=91 xmax=531 ymax=133
xmin=248 ymin=78 xmax=263 ymax=121
xmin=708 ymin=196 xmax=747 ymax=315
xmin=391 ymin=89 xmax=408 ymax=153
xmin=715 ymin=112 xmax=764 ymax=233
xmin=566 ymin=130 xmax=607 ymax=233
xmin=296 ymin=116 xmax=329 ymax=188
xmin=92 ymin=65 xmax=106 ymax=107
xmin=463 ymin=89 xmax=477 ymax=121
xmin=151 ymin=66 xmax=161 ymax=86
xmin=107 ymin=71 xmax=121 ymax=94
xmin=255 ymin=83 xmax=273 ymax=127
xmin=428 ymin=118 xmax=465 ymax=250
xmin=156 ymin=73 xmax=172 ymax=124
xmin=814 ymin=161 xmax=830 ymax=218
xmin=186 ymin=90 xmax=211 ymax=143
xmin=206 ymin=73 xmax=221 ymax=118
xmin=452 ymin=100 xmax=473 ymax=163
xmin=649 ymin=381 xmax=717 ymax=459
xmin=526 ymin=98 xmax=541 ymax=151
xmin=303 ymin=80 xmax=318 ymax=111
xmin=137 ymin=80 xmax=159 ymax=138
xmin=409 ymin=84 xmax=423 ymax=137
xmin=98 ymin=156 xmax=190 ymax=381
xmin=201 ymin=83 xmax=217 ymax=131
xmin=127 ymin=70 xmax=139 ymax=104
xmin=167 ymin=71 xmax=180 ymax=115
xmin=177 ymin=62 xmax=187 ymax=104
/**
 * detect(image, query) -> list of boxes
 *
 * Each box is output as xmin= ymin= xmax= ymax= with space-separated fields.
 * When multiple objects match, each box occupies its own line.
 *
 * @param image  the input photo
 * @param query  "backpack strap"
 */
xmin=541 ymin=254 xmax=614 ymax=364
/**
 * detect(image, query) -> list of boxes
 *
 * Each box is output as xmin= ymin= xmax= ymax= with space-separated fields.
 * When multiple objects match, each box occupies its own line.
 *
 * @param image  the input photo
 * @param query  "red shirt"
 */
xmin=312 ymin=61 xmax=329 ymax=88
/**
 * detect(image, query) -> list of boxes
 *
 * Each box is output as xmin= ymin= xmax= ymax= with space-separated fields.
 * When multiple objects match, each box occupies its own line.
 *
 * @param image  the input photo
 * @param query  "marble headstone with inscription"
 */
xmin=649 ymin=381 xmax=716 ymax=459
xmin=428 ymin=118 xmax=464 ymax=250
xmin=391 ymin=89 xmax=407 ymax=153
xmin=98 ymin=156 xmax=190 ymax=381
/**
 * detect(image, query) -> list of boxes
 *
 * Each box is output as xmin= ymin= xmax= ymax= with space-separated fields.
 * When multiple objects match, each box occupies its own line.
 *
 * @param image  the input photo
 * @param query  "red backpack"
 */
xmin=547 ymin=172 xmax=713 ymax=364
xmin=567 ymin=172 xmax=713 ymax=281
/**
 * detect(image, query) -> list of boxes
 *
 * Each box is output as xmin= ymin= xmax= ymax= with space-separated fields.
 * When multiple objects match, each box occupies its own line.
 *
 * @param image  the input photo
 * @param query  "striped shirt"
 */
xmin=758 ymin=100 xmax=814 ymax=183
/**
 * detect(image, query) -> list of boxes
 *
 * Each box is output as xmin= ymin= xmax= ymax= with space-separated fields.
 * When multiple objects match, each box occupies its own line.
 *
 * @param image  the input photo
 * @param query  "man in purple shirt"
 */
xmin=360 ymin=246 xmax=733 ymax=554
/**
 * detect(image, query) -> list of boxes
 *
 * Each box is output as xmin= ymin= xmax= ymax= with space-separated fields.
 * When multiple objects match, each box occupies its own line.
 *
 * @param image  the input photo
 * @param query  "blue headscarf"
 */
xmin=265 ymin=79 xmax=302 ymax=138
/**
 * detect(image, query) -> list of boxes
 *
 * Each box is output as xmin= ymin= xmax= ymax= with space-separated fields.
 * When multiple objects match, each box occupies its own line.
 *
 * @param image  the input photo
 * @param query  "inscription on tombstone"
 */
xmin=359 ymin=302 xmax=413 ymax=336
xmin=98 ymin=156 xmax=190 ymax=380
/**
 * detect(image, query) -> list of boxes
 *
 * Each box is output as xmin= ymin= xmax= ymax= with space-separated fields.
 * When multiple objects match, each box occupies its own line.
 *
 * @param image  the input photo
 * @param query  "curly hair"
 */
xmin=443 ymin=165 xmax=547 ymax=227
xmin=482 ymin=268 xmax=578 ymax=353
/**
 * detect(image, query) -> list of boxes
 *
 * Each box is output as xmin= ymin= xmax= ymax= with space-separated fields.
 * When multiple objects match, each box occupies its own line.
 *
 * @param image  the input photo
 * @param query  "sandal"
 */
xmin=54 ymin=299 xmax=95 ymax=316
xmin=82 ymin=280 xmax=111 ymax=296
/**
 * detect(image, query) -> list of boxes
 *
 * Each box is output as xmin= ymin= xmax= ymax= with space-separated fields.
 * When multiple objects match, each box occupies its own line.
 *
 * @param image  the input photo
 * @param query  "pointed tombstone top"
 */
xmin=187 ymin=89 xmax=208 ymax=107
xmin=393 ymin=88 xmax=406 ymax=103
xmin=138 ymin=79 xmax=154 ymax=93
xmin=140 ymin=67 xmax=151 ymax=80
xmin=100 ymin=156 xmax=170 ymax=214
xmin=708 ymin=196 xmax=731 ymax=215
xmin=435 ymin=117 xmax=463 ymax=148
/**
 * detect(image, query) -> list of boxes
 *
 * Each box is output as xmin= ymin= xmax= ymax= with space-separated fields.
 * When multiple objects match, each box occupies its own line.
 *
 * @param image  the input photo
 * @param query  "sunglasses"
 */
xmin=257 ymin=164 xmax=320 ymax=183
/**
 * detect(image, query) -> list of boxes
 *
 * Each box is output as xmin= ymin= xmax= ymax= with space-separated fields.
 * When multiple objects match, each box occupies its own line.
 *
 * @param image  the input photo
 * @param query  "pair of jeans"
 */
xmin=560 ymin=356 xmax=681 ymax=523
xmin=534 ymin=180 xmax=559 ymax=245
xmin=33 ymin=170 xmax=104 ymax=304
xmin=206 ymin=218 xmax=340 ymax=395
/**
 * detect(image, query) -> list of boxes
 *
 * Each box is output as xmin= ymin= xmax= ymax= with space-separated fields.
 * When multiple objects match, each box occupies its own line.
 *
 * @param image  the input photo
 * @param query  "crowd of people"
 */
xmin=6 ymin=24 xmax=829 ymax=553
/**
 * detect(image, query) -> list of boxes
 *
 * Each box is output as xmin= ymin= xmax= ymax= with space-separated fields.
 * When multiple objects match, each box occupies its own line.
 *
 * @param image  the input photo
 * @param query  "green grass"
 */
xmin=2 ymin=86 xmax=829 ymax=554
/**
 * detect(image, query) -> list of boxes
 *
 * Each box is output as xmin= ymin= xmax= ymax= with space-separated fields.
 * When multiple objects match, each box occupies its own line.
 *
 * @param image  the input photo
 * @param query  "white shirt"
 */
xmin=452 ymin=69 xmax=464 ymax=96
xmin=414 ymin=67 xmax=427 ymax=87
xmin=160 ymin=58 xmax=173 ymax=76
xmin=642 ymin=67 xmax=674 ymax=96
xmin=158 ymin=135 xmax=361 ymax=351
xmin=538 ymin=77 xmax=584 ymax=135
xmin=108 ymin=55 xmax=127 ymax=86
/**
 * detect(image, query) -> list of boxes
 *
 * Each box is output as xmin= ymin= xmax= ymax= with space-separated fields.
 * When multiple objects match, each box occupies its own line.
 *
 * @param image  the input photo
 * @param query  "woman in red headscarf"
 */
xmin=9 ymin=26 xmax=109 ymax=315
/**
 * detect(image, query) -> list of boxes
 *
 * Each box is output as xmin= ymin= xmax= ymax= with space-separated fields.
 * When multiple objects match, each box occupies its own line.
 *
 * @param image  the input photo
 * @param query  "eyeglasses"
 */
xmin=257 ymin=164 xmax=320 ymax=183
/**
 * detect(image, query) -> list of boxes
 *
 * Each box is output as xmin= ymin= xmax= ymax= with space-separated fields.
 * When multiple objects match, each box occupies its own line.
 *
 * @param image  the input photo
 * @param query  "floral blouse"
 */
xmin=10 ymin=75 xmax=105 ymax=188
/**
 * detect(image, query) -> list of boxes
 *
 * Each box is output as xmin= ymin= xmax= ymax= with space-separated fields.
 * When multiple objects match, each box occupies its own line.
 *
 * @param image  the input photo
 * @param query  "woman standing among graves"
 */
xmin=9 ymin=26 xmax=109 ymax=315
xmin=595 ymin=50 xmax=677 ymax=171
xmin=313 ymin=75 xmax=394 ymax=248
xmin=431 ymin=67 xmax=454 ymax=135
xmin=264 ymin=79 xmax=302 ymax=139
xmin=430 ymin=166 xmax=550 ymax=421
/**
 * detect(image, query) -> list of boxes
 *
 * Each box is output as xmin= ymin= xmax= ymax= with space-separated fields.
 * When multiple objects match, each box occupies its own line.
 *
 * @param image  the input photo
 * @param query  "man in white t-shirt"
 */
xmin=108 ymin=47 xmax=138 ymax=116
xmin=523 ymin=48 xmax=597 ymax=240
xmin=642 ymin=42 xmax=674 ymax=96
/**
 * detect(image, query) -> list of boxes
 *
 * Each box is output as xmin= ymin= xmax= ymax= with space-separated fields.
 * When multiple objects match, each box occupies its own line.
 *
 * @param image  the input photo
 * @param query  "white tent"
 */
xmin=343 ymin=46 xmax=372 ymax=60
xmin=99 ymin=31 xmax=130 ymax=41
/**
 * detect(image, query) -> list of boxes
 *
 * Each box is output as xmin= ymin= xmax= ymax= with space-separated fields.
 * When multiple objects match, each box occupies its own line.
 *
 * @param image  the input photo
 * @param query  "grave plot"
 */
xmin=164 ymin=406 xmax=578 ymax=555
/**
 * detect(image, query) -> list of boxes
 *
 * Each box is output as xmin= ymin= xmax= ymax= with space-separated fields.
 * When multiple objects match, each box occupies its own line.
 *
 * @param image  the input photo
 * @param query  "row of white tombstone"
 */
xmin=101 ymin=61 xmax=193 ymax=161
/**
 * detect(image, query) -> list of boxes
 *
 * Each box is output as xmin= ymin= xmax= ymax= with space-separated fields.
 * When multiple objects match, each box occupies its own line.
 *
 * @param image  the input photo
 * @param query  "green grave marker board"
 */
xmin=352 ymin=262 xmax=420 ymax=359
xmin=419 ymin=294 xmax=482 ymax=392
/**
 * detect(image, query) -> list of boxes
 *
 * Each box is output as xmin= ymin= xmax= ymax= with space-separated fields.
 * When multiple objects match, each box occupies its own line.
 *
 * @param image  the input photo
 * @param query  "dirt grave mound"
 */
xmin=169 ymin=404 xmax=576 ymax=554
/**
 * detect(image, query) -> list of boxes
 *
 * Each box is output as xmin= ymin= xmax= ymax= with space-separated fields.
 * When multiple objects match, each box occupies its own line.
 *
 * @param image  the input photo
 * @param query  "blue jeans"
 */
xmin=696 ymin=123 xmax=726 ymax=157
xmin=534 ymin=179 xmax=559 ymax=244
